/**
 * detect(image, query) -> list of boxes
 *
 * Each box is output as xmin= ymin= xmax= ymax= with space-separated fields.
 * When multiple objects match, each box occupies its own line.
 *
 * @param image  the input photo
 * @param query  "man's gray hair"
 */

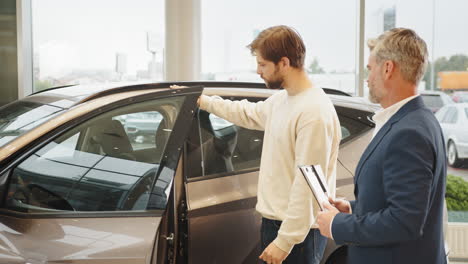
xmin=368 ymin=28 xmax=428 ymax=85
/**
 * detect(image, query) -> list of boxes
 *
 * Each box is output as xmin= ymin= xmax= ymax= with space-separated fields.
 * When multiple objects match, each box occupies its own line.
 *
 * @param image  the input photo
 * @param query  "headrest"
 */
xmin=91 ymin=119 xmax=133 ymax=157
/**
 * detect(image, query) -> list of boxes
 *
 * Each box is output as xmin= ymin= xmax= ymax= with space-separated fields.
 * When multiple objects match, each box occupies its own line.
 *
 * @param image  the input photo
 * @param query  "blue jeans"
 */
xmin=261 ymin=218 xmax=327 ymax=264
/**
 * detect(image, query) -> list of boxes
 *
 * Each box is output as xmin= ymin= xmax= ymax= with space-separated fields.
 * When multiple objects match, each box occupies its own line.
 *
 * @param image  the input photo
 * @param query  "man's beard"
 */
xmin=368 ymin=86 xmax=381 ymax=104
xmin=265 ymin=79 xmax=283 ymax=89
xmin=264 ymin=67 xmax=284 ymax=89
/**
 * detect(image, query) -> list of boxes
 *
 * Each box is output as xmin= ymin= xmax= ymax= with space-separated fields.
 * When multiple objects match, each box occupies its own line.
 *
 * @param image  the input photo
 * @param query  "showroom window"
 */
xmin=201 ymin=0 xmax=357 ymax=94
xmin=365 ymin=0 xmax=468 ymax=93
xmin=31 ymin=0 xmax=165 ymax=92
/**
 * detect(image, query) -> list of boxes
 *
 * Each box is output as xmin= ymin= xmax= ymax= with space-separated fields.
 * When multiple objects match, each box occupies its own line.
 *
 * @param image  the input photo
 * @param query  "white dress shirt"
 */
xmin=371 ymin=95 xmax=419 ymax=138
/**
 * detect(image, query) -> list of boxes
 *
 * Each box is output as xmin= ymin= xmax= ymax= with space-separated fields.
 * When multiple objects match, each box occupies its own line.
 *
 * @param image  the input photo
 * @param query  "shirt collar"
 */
xmin=373 ymin=95 xmax=419 ymax=127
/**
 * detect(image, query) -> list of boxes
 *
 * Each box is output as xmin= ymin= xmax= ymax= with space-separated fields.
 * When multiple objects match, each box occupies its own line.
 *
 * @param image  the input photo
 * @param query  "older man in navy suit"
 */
xmin=317 ymin=28 xmax=447 ymax=264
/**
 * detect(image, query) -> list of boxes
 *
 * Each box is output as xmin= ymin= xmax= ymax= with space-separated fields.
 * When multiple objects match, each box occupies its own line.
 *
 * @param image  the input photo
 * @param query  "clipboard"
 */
xmin=299 ymin=164 xmax=329 ymax=211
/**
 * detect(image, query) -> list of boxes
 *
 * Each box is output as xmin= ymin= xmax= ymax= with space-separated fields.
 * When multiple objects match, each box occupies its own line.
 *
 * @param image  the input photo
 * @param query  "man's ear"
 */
xmin=279 ymin=57 xmax=290 ymax=69
xmin=383 ymin=60 xmax=395 ymax=80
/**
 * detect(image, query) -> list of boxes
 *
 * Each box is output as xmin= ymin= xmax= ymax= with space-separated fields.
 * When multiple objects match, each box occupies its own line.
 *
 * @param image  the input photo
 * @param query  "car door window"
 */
xmin=6 ymin=96 xmax=185 ymax=213
xmin=186 ymin=98 xmax=265 ymax=179
xmin=114 ymin=111 xmax=163 ymax=150
xmin=187 ymin=110 xmax=264 ymax=178
xmin=335 ymin=106 xmax=374 ymax=143
xmin=421 ymin=94 xmax=444 ymax=109
xmin=185 ymin=98 xmax=373 ymax=179
xmin=441 ymin=107 xmax=456 ymax=124
xmin=435 ymin=107 xmax=448 ymax=122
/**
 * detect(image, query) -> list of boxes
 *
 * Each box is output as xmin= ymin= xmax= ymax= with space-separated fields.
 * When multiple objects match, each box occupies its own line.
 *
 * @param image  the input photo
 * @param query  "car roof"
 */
xmin=203 ymin=87 xmax=378 ymax=113
xmin=29 ymin=81 xmax=377 ymax=112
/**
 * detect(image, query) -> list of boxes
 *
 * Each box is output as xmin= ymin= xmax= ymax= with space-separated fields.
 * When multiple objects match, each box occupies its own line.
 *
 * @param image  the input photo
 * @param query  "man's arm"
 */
xmin=273 ymin=118 xmax=337 ymax=253
xmin=199 ymin=95 xmax=268 ymax=131
xmin=332 ymin=128 xmax=435 ymax=246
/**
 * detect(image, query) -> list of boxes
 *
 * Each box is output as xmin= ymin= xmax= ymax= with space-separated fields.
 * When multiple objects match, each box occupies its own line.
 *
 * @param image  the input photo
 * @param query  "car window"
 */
xmin=335 ymin=106 xmax=374 ymax=143
xmin=185 ymin=97 xmax=374 ymax=179
xmin=421 ymin=94 xmax=443 ymax=108
xmin=186 ymin=109 xmax=264 ymax=178
xmin=440 ymin=93 xmax=454 ymax=104
xmin=113 ymin=111 xmax=163 ymax=150
xmin=442 ymin=107 xmax=457 ymax=124
xmin=435 ymin=107 xmax=448 ymax=122
xmin=0 ymin=100 xmax=71 ymax=147
xmin=209 ymin=114 xmax=234 ymax=130
xmin=5 ymin=96 xmax=185 ymax=213
xmin=465 ymin=108 xmax=468 ymax=119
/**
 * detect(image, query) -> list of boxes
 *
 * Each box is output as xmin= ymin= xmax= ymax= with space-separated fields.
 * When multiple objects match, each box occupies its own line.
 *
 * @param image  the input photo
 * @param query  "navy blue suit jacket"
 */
xmin=332 ymin=97 xmax=447 ymax=264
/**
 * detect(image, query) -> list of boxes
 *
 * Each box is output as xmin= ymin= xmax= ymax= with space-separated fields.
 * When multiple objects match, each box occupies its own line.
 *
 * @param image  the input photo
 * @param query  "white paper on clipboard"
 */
xmin=299 ymin=164 xmax=329 ymax=211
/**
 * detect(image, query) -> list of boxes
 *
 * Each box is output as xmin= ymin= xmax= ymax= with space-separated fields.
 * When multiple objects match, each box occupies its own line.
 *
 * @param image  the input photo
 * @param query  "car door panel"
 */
xmin=185 ymin=171 xmax=260 ymax=264
xmin=183 ymin=99 xmax=263 ymax=264
xmin=0 ymin=215 xmax=161 ymax=264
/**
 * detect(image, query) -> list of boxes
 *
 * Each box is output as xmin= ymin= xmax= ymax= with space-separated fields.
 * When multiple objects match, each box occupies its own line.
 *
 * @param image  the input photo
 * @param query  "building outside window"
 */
xmin=31 ymin=0 xmax=165 ymax=92
xmin=201 ymin=0 xmax=357 ymax=95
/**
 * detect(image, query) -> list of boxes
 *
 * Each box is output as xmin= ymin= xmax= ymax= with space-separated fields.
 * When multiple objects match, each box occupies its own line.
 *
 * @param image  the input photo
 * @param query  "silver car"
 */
xmin=435 ymin=103 xmax=468 ymax=167
xmin=0 ymin=81 xmax=394 ymax=264
xmin=420 ymin=91 xmax=454 ymax=113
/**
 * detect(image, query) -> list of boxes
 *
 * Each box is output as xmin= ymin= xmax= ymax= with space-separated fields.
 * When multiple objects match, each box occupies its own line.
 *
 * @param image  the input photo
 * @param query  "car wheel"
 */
xmin=448 ymin=141 xmax=463 ymax=168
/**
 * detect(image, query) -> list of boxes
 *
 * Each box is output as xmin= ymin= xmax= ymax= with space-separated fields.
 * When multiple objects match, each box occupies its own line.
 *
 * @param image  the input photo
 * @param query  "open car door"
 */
xmin=0 ymin=86 xmax=203 ymax=264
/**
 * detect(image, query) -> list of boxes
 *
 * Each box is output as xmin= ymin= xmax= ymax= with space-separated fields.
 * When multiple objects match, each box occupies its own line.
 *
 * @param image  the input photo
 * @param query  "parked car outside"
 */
xmin=435 ymin=103 xmax=468 ymax=167
xmin=451 ymin=91 xmax=468 ymax=103
xmin=420 ymin=90 xmax=454 ymax=113
xmin=123 ymin=112 xmax=164 ymax=145
xmin=0 ymin=82 xmax=448 ymax=264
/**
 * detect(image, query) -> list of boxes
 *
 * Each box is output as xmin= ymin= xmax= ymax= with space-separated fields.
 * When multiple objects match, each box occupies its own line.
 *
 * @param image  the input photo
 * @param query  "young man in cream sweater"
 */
xmin=199 ymin=25 xmax=341 ymax=264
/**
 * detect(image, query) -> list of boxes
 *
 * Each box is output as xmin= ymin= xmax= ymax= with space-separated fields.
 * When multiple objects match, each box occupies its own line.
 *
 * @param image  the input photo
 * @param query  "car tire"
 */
xmin=448 ymin=141 xmax=463 ymax=168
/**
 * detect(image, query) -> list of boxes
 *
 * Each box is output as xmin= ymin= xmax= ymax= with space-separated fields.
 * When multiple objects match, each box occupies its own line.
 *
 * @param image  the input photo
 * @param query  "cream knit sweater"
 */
xmin=199 ymin=87 xmax=341 ymax=253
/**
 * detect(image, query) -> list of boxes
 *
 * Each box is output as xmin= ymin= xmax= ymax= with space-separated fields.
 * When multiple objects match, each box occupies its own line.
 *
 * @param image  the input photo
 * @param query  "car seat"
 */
xmin=88 ymin=119 xmax=136 ymax=160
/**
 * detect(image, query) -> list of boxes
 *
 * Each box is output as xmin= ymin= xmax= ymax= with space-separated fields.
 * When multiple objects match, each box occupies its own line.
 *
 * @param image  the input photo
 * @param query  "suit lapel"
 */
xmin=354 ymin=96 xmax=427 ymax=185
xmin=354 ymin=122 xmax=392 ymax=185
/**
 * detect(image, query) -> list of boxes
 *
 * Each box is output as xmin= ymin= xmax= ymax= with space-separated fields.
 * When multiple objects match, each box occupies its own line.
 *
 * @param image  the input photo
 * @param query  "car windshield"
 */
xmin=421 ymin=94 xmax=443 ymax=108
xmin=0 ymin=100 xmax=68 ymax=147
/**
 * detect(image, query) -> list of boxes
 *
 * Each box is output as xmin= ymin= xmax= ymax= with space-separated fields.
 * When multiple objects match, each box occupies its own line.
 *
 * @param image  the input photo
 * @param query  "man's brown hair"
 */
xmin=247 ymin=25 xmax=306 ymax=69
